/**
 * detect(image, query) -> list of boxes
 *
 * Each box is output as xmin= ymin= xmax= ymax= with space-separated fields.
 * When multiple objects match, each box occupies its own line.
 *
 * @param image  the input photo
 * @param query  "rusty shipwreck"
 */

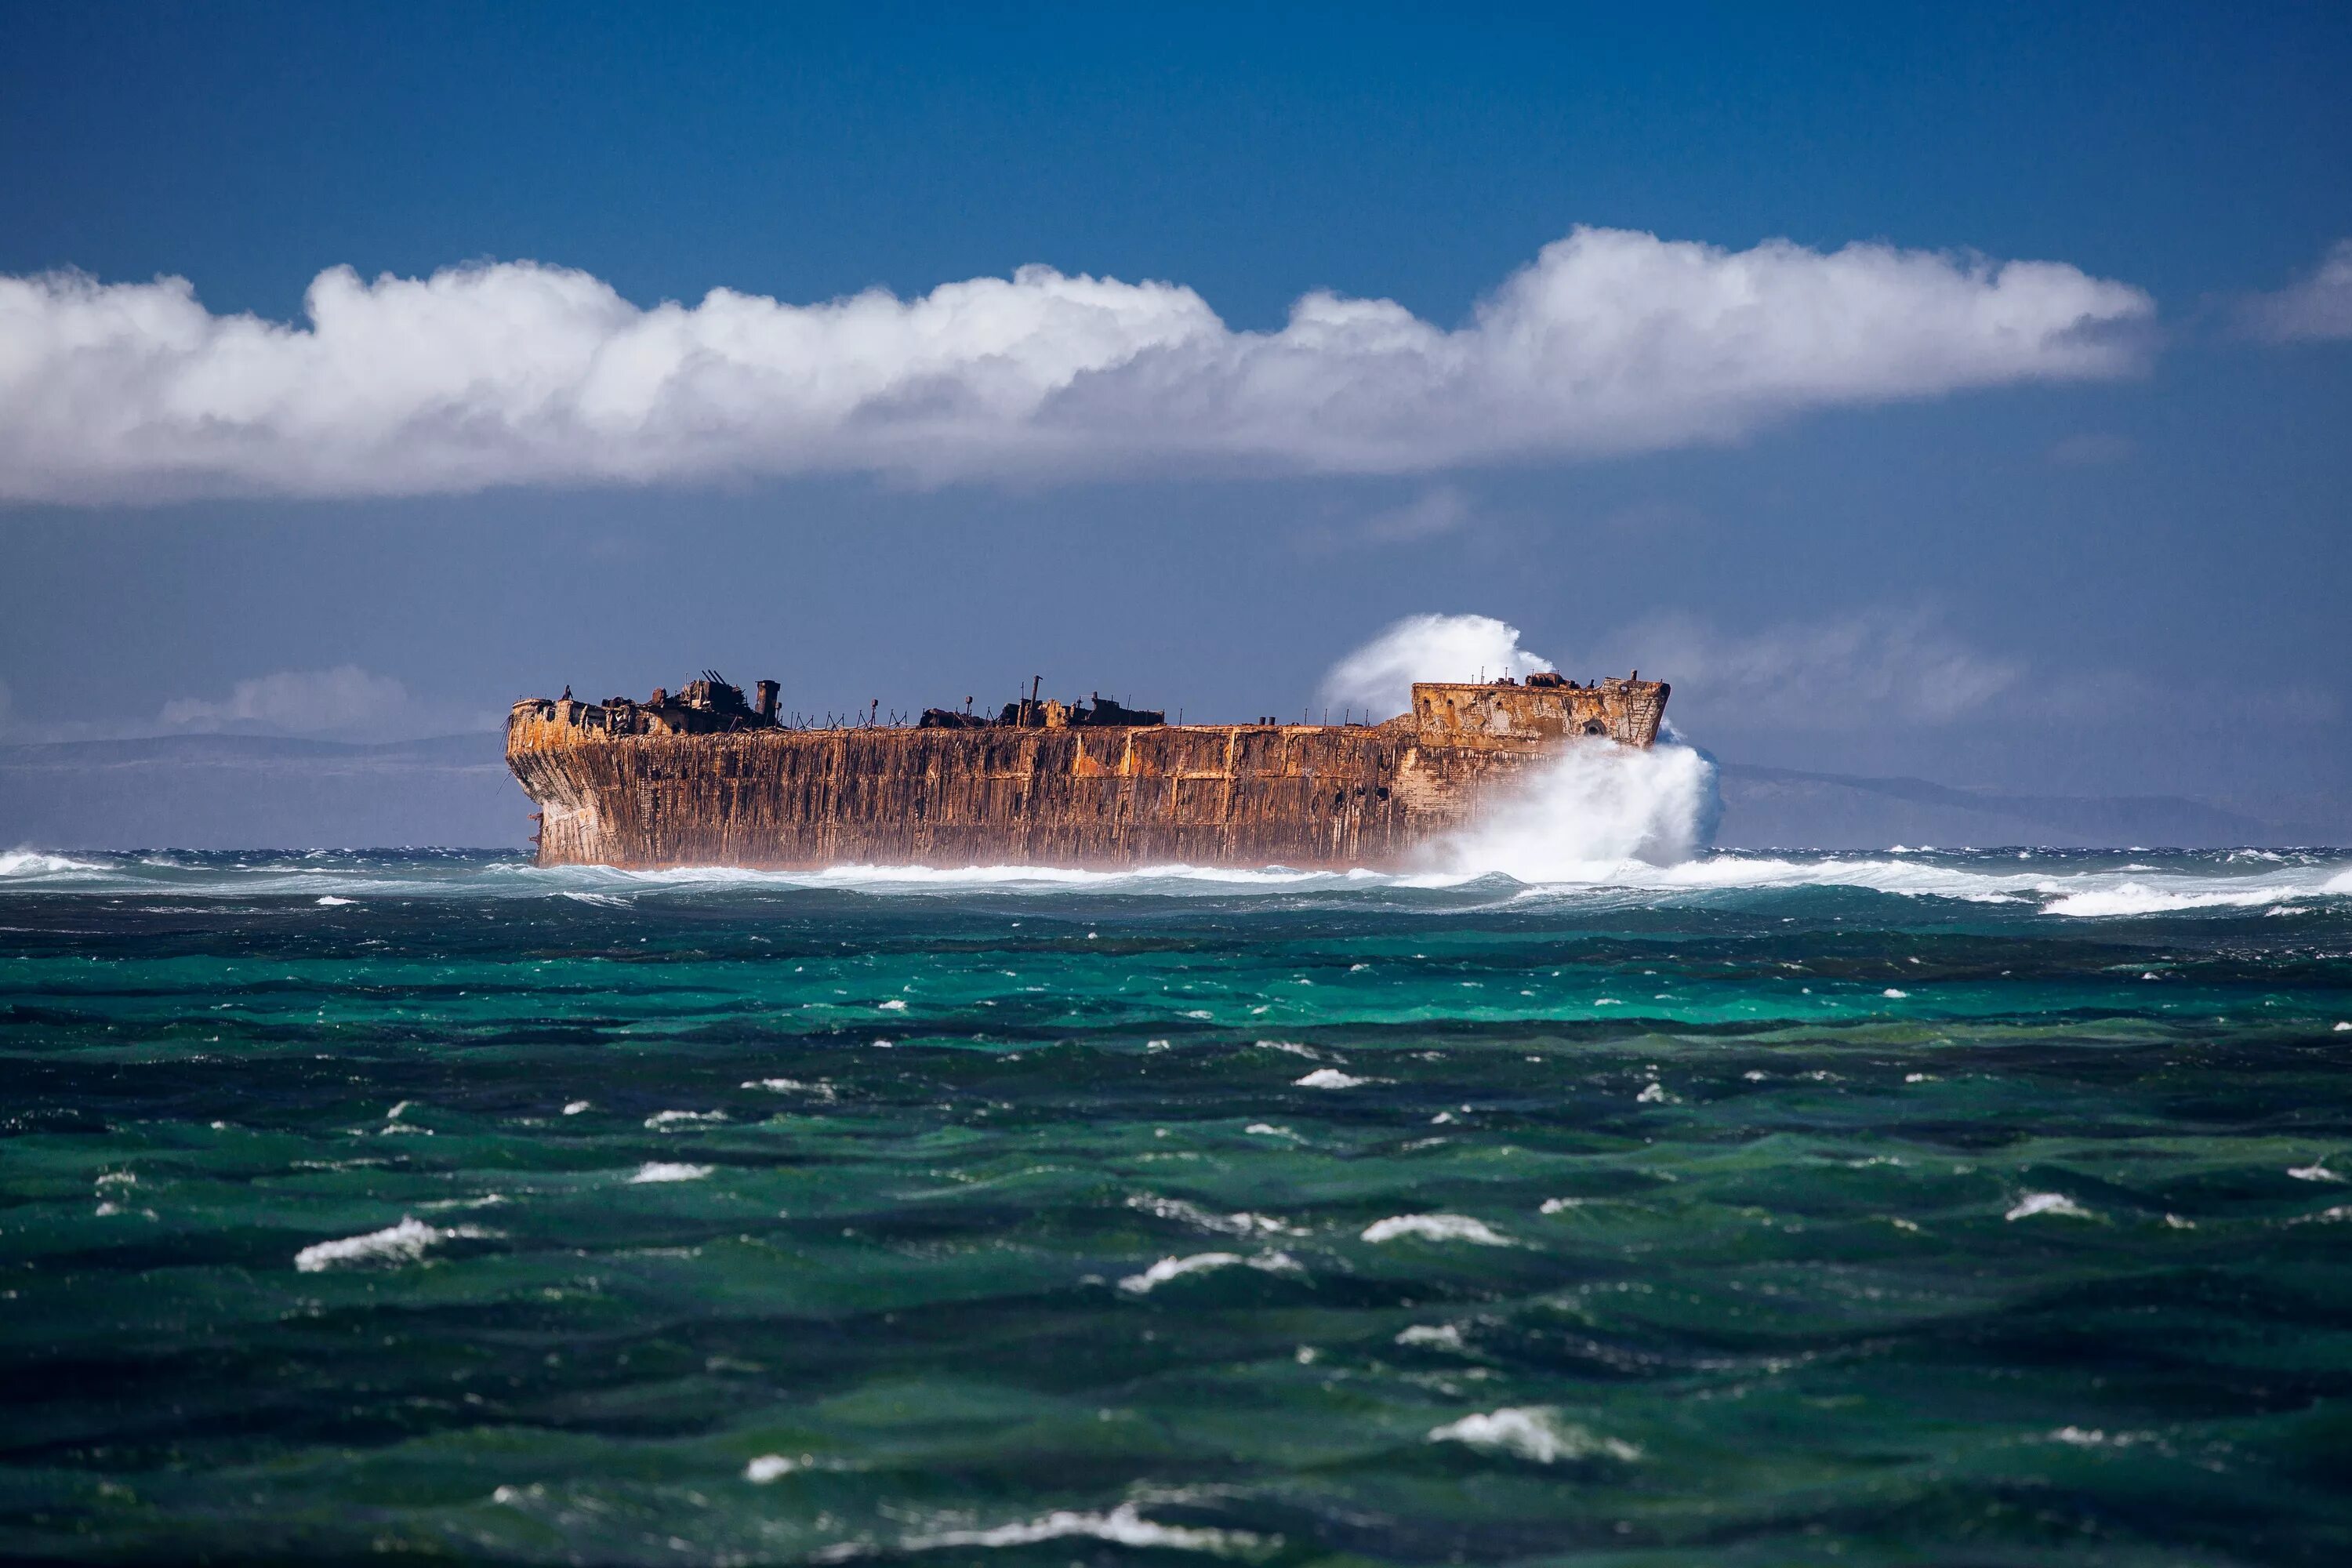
xmin=506 ymin=670 xmax=1670 ymax=870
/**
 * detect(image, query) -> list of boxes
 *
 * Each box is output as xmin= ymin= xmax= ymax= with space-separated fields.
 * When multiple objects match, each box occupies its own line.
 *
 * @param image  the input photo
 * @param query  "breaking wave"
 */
xmin=1 ymin=839 xmax=2347 ymax=920
xmin=1425 ymin=735 xmax=1722 ymax=877
xmin=292 ymin=1216 xmax=484 ymax=1272
xmin=0 ymin=849 xmax=110 ymax=880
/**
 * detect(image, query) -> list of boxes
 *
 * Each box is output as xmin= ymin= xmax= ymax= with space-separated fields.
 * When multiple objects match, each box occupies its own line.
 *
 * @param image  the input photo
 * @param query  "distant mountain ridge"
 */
xmin=0 ymin=731 xmax=524 ymax=851
xmin=0 ymin=732 xmax=2342 ymax=852
xmin=1715 ymin=761 xmax=2343 ymax=850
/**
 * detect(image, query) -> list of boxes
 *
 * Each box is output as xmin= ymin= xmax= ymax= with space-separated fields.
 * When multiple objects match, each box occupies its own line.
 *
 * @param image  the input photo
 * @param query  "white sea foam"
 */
xmin=1294 ymin=1068 xmax=1368 ymax=1088
xmin=1428 ymin=1407 xmax=1640 ymax=1464
xmin=5 ymin=844 xmax=2346 ymax=920
xmin=1117 ymin=1250 xmax=1300 ymax=1294
xmin=1396 ymin=1323 xmax=1466 ymax=1350
xmin=294 ymin=1216 xmax=455 ymax=1272
xmin=1424 ymin=739 xmax=1722 ymax=877
xmin=745 ymin=1453 xmax=862 ymax=1483
xmin=2051 ymin=1426 xmax=2141 ymax=1448
xmin=2005 ymin=1192 xmax=2095 ymax=1221
xmin=1126 ymin=1195 xmax=1296 ymax=1236
xmin=896 ymin=1501 xmax=1269 ymax=1555
xmin=630 ymin=1162 xmax=713 ymax=1183
xmin=644 ymin=1109 xmax=727 ymax=1128
xmin=743 ymin=1077 xmax=837 ymax=1100
xmin=0 ymin=850 xmax=109 ymax=880
xmin=2041 ymin=881 xmax=2288 ymax=918
xmin=1363 ymin=1214 xmax=1513 ymax=1246
xmin=1119 ymin=1252 xmax=1244 ymax=1292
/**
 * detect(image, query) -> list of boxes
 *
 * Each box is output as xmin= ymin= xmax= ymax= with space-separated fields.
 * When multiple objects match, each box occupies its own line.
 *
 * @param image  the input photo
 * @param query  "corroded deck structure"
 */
xmin=506 ymin=673 xmax=1668 ymax=870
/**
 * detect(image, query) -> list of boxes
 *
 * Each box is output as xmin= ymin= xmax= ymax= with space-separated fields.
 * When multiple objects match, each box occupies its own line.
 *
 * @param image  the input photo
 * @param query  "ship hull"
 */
xmin=506 ymin=679 xmax=1667 ymax=871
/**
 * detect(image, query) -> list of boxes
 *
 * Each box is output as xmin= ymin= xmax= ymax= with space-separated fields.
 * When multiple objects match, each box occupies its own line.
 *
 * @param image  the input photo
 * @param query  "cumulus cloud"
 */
xmin=1590 ymin=612 xmax=2024 ymax=731
xmin=1321 ymin=613 xmax=1555 ymax=720
xmin=158 ymin=665 xmax=481 ymax=738
xmin=0 ymin=227 xmax=2153 ymax=503
xmin=2238 ymin=239 xmax=2352 ymax=342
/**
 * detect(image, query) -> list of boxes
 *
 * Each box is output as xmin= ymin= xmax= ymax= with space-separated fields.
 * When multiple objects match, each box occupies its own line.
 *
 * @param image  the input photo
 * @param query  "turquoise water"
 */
xmin=4 ymin=847 xmax=2351 ymax=1564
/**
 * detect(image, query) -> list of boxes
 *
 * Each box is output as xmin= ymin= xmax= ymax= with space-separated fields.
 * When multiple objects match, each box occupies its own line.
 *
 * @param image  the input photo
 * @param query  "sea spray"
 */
xmin=1425 ymin=736 xmax=1722 ymax=880
xmin=1319 ymin=612 xmax=1555 ymax=719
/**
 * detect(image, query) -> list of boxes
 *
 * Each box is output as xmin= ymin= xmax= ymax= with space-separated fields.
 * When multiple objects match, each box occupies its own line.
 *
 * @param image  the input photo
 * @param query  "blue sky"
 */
xmin=2 ymin=2 xmax=2347 ymax=809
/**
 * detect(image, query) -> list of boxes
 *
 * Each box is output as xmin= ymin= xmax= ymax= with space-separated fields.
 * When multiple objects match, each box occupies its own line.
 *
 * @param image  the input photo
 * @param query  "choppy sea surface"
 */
xmin=5 ymin=844 xmax=2352 ymax=1566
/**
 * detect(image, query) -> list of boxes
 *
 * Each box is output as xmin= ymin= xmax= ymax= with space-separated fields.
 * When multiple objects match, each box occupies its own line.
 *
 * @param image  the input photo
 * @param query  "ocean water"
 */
xmin=5 ymin=844 xmax=2352 ymax=1565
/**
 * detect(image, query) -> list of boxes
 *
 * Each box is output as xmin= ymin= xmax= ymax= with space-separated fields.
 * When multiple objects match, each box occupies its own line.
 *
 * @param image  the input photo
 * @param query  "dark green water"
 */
xmin=4 ymin=848 xmax=2351 ymax=1565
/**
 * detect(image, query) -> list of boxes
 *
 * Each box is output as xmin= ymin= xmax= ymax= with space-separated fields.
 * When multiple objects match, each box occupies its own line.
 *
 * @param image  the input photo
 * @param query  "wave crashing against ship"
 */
xmin=507 ymin=670 xmax=1668 ymax=871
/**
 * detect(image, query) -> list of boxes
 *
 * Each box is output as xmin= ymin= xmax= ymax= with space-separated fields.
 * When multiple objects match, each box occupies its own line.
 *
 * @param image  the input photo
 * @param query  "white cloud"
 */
xmin=1593 ymin=612 xmax=2024 ymax=731
xmin=159 ymin=665 xmax=442 ymax=736
xmin=2238 ymin=239 xmax=2352 ymax=342
xmin=0 ymin=227 xmax=2152 ymax=503
xmin=1321 ymin=613 xmax=1555 ymax=720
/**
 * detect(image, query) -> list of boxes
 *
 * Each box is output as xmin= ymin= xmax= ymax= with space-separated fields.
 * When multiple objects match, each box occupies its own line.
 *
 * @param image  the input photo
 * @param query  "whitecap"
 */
xmin=896 ymin=1501 xmax=1269 ymax=1555
xmin=1294 ymin=1068 xmax=1367 ymax=1088
xmin=745 ymin=1453 xmax=861 ymax=1483
xmin=743 ymin=1077 xmax=837 ymax=1100
xmin=1119 ymin=1252 xmax=1244 ymax=1293
xmin=2042 ymin=881 xmax=2287 ymax=918
xmin=2005 ymin=1192 xmax=2095 ymax=1221
xmin=1396 ymin=1323 xmax=1465 ymax=1349
xmin=1428 ymin=1407 xmax=1639 ymax=1463
xmin=1117 ymin=1251 xmax=1299 ymax=1294
xmin=644 ymin=1109 xmax=728 ymax=1128
xmin=2050 ymin=1425 xmax=2147 ymax=1448
xmin=294 ymin=1216 xmax=444 ymax=1272
xmin=630 ymin=1162 xmax=713 ymax=1183
xmin=1126 ymin=1195 xmax=1297 ymax=1236
xmin=0 ymin=850 xmax=108 ymax=880
xmin=1362 ymin=1214 xmax=1512 ymax=1246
